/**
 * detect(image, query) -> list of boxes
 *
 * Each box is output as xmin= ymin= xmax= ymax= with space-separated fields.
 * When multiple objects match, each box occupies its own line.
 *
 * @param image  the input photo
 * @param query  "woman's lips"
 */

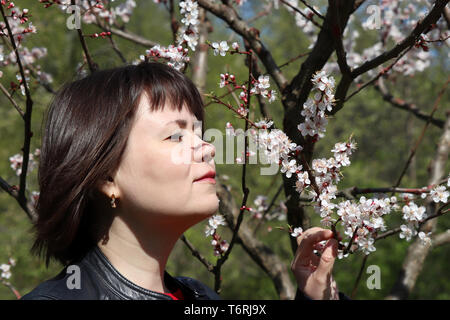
xmin=194 ymin=177 xmax=216 ymax=184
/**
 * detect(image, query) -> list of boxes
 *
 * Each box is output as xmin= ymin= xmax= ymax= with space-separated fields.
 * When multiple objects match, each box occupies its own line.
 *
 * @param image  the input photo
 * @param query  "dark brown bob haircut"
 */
xmin=30 ymin=61 xmax=205 ymax=268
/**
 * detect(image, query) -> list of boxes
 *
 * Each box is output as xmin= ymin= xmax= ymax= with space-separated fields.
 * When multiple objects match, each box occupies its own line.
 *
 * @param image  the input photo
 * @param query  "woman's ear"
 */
xmin=96 ymin=175 xmax=118 ymax=198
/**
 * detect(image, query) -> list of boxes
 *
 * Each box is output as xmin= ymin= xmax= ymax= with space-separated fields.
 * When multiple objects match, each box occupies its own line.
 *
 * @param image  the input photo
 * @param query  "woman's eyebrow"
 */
xmin=165 ymin=119 xmax=198 ymax=130
xmin=165 ymin=119 xmax=187 ymax=128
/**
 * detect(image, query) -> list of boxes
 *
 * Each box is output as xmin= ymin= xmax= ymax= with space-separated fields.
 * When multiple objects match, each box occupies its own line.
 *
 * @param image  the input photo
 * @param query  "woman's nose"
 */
xmin=193 ymin=138 xmax=215 ymax=163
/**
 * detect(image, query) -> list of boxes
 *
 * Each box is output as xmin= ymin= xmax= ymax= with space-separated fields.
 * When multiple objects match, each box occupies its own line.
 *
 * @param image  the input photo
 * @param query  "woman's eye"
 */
xmin=166 ymin=131 xmax=202 ymax=142
xmin=167 ymin=133 xmax=183 ymax=142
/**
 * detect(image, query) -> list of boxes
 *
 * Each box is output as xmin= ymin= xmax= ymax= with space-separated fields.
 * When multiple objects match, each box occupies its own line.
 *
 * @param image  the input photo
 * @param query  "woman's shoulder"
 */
xmin=20 ymin=263 xmax=100 ymax=300
xmin=20 ymin=268 xmax=68 ymax=300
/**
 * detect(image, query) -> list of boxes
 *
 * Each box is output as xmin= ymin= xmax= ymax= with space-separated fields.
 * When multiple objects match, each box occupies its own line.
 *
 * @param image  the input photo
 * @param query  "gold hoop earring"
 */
xmin=110 ymin=193 xmax=117 ymax=208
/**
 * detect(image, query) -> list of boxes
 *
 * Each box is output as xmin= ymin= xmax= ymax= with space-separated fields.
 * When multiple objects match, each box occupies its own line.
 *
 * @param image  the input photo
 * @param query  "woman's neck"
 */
xmin=96 ymin=215 xmax=181 ymax=294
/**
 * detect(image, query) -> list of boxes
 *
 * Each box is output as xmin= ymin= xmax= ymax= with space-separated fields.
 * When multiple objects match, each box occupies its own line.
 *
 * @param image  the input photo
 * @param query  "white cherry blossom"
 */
xmin=291 ymin=227 xmax=303 ymax=238
xmin=429 ymin=185 xmax=449 ymax=203
xmin=212 ymin=41 xmax=230 ymax=56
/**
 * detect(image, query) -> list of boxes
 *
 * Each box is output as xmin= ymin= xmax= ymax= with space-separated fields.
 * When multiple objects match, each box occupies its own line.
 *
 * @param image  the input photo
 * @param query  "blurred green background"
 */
xmin=0 ymin=0 xmax=449 ymax=300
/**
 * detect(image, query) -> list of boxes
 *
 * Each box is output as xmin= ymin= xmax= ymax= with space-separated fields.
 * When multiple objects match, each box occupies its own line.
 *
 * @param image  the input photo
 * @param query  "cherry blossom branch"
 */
xmin=71 ymin=0 xmax=98 ymax=73
xmin=350 ymin=199 xmax=450 ymax=298
xmin=373 ymin=78 xmax=445 ymax=129
xmin=386 ymin=110 xmax=450 ymax=300
xmin=93 ymin=20 xmax=158 ymax=47
xmin=282 ymin=0 xmax=355 ymax=149
xmin=375 ymin=204 xmax=450 ymax=242
xmin=295 ymin=181 xmax=449 ymax=204
xmin=203 ymin=83 xmax=244 ymax=107
xmin=348 ymin=107 xmax=449 ymax=297
xmin=225 ymin=82 xmax=243 ymax=108
xmin=0 ymin=175 xmax=36 ymax=221
xmin=0 ymin=33 xmax=56 ymax=95
xmin=0 ymin=3 xmax=36 ymax=222
xmin=351 ymin=0 xmax=448 ymax=78
xmin=336 ymin=186 xmax=439 ymax=198
xmin=244 ymin=40 xmax=272 ymax=120
xmin=299 ymin=152 xmax=321 ymax=197
xmin=343 ymin=43 xmax=414 ymax=105
xmin=206 ymin=95 xmax=259 ymax=129
xmin=213 ymin=50 xmax=254 ymax=294
xmin=343 ymin=227 xmax=359 ymax=255
xmin=85 ymin=1 xmax=127 ymax=64
xmin=332 ymin=0 xmax=448 ymax=114
xmin=197 ymin=0 xmax=288 ymax=90
xmin=106 ymin=32 xmax=127 ymax=64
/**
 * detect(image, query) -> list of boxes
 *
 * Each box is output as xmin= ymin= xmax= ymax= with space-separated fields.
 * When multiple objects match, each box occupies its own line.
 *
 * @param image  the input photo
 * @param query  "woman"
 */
xmin=20 ymin=61 xmax=346 ymax=300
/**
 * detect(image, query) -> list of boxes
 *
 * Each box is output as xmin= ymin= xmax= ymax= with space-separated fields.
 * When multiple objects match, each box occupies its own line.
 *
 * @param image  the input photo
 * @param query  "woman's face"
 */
xmin=107 ymin=93 xmax=218 ymax=229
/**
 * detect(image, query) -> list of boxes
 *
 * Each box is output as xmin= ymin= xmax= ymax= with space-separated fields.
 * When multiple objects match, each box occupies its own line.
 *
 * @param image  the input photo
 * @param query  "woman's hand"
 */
xmin=291 ymin=227 xmax=340 ymax=300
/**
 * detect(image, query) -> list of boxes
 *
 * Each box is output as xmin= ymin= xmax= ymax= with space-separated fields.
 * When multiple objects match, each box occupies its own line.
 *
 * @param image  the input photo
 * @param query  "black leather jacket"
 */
xmin=21 ymin=245 xmax=220 ymax=300
xmin=21 ymin=245 xmax=349 ymax=300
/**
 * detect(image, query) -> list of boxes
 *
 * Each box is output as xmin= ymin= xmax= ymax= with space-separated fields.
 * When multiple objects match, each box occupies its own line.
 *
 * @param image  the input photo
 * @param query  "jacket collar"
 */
xmin=83 ymin=245 xmax=197 ymax=300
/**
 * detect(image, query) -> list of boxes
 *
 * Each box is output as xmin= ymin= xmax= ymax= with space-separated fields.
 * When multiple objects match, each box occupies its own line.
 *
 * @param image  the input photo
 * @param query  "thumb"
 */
xmin=316 ymin=238 xmax=338 ymax=277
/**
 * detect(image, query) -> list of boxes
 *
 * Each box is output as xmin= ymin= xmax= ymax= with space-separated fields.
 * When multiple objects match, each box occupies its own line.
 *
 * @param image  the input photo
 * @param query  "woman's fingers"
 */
xmin=295 ymin=227 xmax=334 ymax=261
xmin=315 ymin=238 xmax=338 ymax=282
xmin=291 ymin=227 xmax=340 ymax=299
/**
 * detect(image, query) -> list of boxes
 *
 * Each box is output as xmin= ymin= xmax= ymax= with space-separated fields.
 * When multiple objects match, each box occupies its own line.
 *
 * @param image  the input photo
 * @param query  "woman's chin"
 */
xmin=189 ymin=200 xmax=220 ymax=222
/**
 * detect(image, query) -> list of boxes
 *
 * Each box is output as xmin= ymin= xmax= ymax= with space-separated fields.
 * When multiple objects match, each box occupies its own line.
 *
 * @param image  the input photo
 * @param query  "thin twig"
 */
xmin=180 ymin=234 xmax=214 ymax=272
xmin=73 ymin=0 xmax=98 ymax=73
xmin=279 ymin=0 xmax=322 ymax=28
xmin=0 ymin=82 xmax=24 ymax=118
xmin=277 ymin=51 xmax=311 ymax=69
xmin=392 ymin=76 xmax=449 ymax=194
xmin=213 ymin=50 xmax=254 ymax=294
xmin=373 ymin=78 xmax=445 ymax=129
xmin=299 ymin=0 xmax=324 ymax=19
xmin=350 ymin=201 xmax=449 ymax=298
xmin=1 ymin=281 xmax=21 ymax=299
xmin=345 ymin=43 xmax=415 ymax=103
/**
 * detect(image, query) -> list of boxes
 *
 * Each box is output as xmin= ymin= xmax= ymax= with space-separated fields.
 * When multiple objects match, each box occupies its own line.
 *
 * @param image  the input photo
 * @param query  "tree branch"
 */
xmin=373 ymin=78 xmax=445 ymax=129
xmin=431 ymin=229 xmax=450 ymax=248
xmin=332 ymin=0 xmax=448 ymax=114
xmin=386 ymin=109 xmax=450 ymax=300
xmin=0 ymin=4 xmax=36 ymax=222
xmin=351 ymin=0 xmax=449 ymax=78
xmin=279 ymin=0 xmax=322 ymax=28
xmin=180 ymin=234 xmax=214 ymax=272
